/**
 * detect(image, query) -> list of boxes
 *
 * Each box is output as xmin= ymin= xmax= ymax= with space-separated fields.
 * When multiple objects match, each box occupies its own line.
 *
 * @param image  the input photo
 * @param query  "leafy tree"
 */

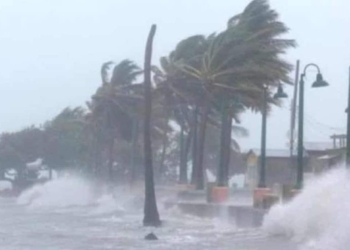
xmin=43 ymin=107 xmax=89 ymax=171
xmin=87 ymin=60 xmax=142 ymax=182
xmin=173 ymin=0 xmax=295 ymax=189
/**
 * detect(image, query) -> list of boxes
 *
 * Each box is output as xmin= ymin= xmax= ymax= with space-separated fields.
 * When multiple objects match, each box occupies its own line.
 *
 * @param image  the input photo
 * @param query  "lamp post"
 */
xmin=257 ymin=84 xmax=288 ymax=188
xmin=296 ymin=63 xmax=329 ymax=189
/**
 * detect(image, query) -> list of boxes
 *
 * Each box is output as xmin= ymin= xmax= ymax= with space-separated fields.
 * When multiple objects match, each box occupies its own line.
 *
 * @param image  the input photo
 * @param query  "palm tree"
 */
xmin=143 ymin=24 xmax=161 ymax=227
xmin=88 ymin=60 xmax=142 ymax=183
xmin=44 ymin=107 xmax=88 ymax=169
xmin=177 ymin=0 xmax=295 ymax=189
xmin=152 ymin=36 xmax=209 ymax=185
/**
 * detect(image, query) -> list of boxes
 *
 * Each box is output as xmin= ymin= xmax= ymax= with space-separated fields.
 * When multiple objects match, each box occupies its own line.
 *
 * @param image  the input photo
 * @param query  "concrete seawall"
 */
xmin=164 ymin=201 xmax=266 ymax=228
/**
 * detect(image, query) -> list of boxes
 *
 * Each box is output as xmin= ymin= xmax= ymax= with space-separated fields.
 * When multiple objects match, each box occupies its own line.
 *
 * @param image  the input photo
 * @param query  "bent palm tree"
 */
xmin=178 ymin=0 xmax=295 ymax=189
xmin=88 ymin=60 xmax=142 ymax=182
xmin=143 ymin=24 xmax=161 ymax=227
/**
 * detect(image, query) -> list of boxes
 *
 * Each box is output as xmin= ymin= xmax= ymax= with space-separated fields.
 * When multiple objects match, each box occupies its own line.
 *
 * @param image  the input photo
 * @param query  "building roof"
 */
xmin=318 ymin=154 xmax=338 ymax=160
xmin=304 ymin=142 xmax=334 ymax=151
xmin=246 ymin=148 xmax=308 ymax=158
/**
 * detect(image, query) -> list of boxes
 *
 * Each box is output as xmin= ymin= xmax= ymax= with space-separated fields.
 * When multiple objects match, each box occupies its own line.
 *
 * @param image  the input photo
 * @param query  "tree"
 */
xmin=143 ymin=24 xmax=161 ymax=227
xmin=43 ymin=107 xmax=89 ymax=172
xmin=176 ymin=0 xmax=295 ymax=189
xmin=0 ymin=127 xmax=44 ymax=184
xmin=88 ymin=60 xmax=142 ymax=182
xmin=152 ymin=36 xmax=210 ymax=185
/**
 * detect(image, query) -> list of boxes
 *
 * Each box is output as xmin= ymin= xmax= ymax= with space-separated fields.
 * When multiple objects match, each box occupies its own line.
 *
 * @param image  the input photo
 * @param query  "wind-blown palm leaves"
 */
xmin=154 ymin=0 xmax=295 ymax=189
xmin=44 ymin=107 xmax=88 ymax=170
xmin=88 ymin=59 xmax=171 ymax=183
xmin=152 ymin=54 xmax=189 ymax=183
xmin=87 ymin=60 xmax=142 ymax=181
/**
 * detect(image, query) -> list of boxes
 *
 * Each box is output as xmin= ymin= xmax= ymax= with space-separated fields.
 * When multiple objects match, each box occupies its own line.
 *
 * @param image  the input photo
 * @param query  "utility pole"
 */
xmin=290 ymin=60 xmax=300 ymax=158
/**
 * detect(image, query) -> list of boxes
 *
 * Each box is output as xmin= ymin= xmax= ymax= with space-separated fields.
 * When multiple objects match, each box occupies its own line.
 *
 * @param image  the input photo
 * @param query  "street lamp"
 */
xmin=296 ymin=63 xmax=329 ymax=189
xmin=258 ymin=84 xmax=288 ymax=188
xmin=274 ymin=84 xmax=289 ymax=99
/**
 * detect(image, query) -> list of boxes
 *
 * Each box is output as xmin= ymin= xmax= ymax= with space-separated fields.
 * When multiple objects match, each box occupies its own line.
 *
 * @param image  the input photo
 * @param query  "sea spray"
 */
xmin=17 ymin=175 xmax=145 ymax=216
xmin=263 ymin=167 xmax=350 ymax=250
xmin=91 ymin=194 xmax=130 ymax=215
xmin=17 ymin=175 xmax=93 ymax=208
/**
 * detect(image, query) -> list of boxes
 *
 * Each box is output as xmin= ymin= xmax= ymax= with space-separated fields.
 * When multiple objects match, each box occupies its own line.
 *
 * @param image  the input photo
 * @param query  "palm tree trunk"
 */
xmin=196 ymin=99 xmax=209 ymax=190
xmin=143 ymin=24 xmax=161 ymax=227
xmin=218 ymin=106 xmax=232 ymax=187
xmin=93 ymin=133 xmax=100 ymax=177
xmin=157 ymin=130 xmax=167 ymax=183
xmin=107 ymin=138 xmax=114 ymax=183
xmin=158 ymin=114 xmax=170 ymax=184
xmin=183 ymin=126 xmax=193 ymax=182
xmin=223 ymin=115 xmax=233 ymax=186
xmin=217 ymin=103 xmax=229 ymax=187
xmin=130 ymin=119 xmax=139 ymax=186
xmin=96 ymin=141 xmax=103 ymax=180
xmin=191 ymin=105 xmax=199 ymax=185
xmin=179 ymin=120 xmax=187 ymax=184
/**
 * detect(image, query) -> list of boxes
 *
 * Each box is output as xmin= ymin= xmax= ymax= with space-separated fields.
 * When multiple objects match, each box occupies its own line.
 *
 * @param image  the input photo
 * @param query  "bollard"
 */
xmin=253 ymin=188 xmax=272 ymax=208
xmin=211 ymin=186 xmax=229 ymax=204
xmin=262 ymin=194 xmax=279 ymax=209
xmin=206 ymin=182 xmax=215 ymax=203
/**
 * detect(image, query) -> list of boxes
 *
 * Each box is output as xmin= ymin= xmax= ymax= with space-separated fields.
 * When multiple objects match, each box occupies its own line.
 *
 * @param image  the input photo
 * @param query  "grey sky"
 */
xmin=0 ymin=0 xmax=348 ymax=150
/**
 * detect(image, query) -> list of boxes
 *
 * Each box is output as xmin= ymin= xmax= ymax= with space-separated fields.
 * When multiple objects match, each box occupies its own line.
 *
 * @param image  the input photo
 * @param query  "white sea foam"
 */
xmin=263 ymin=167 xmax=350 ymax=250
xmin=17 ymin=175 xmax=93 ymax=208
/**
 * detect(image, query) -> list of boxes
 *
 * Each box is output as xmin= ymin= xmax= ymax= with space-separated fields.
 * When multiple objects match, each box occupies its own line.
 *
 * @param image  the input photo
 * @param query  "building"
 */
xmin=304 ymin=134 xmax=346 ymax=173
xmin=245 ymin=149 xmax=308 ymax=189
xmin=304 ymin=142 xmax=335 ymax=173
xmin=245 ymin=135 xmax=346 ymax=189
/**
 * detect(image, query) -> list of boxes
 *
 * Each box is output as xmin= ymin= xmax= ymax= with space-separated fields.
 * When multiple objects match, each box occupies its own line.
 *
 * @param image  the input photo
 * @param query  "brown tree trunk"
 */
xmin=93 ymin=132 xmax=101 ymax=178
xmin=157 ymin=130 xmax=167 ymax=183
xmin=130 ymin=119 xmax=139 ymax=186
xmin=217 ymin=104 xmax=229 ymax=187
xmin=143 ymin=24 xmax=161 ymax=227
xmin=217 ymin=104 xmax=232 ymax=187
xmin=196 ymin=99 xmax=209 ymax=190
xmin=157 ymin=115 xmax=170 ymax=184
xmin=223 ymin=115 xmax=233 ymax=185
xmin=179 ymin=120 xmax=187 ymax=184
xmin=107 ymin=138 xmax=114 ymax=183
xmin=184 ymin=126 xmax=193 ymax=177
xmin=191 ymin=105 xmax=198 ymax=185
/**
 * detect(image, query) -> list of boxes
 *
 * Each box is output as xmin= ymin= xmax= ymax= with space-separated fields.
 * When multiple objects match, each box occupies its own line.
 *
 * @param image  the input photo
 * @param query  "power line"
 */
xmin=304 ymin=112 xmax=345 ymax=132
xmin=281 ymin=105 xmax=345 ymax=133
xmin=304 ymin=116 xmax=333 ymax=137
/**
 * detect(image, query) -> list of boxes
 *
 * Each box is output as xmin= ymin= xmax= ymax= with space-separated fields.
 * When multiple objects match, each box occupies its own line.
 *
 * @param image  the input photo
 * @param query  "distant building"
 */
xmin=244 ymin=134 xmax=346 ymax=189
xmin=304 ymin=142 xmax=336 ymax=173
xmin=245 ymin=149 xmax=308 ymax=189
xmin=304 ymin=134 xmax=346 ymax=173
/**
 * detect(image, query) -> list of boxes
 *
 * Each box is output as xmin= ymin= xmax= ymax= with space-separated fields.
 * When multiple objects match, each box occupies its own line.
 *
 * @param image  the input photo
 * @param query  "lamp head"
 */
xmin=312 ymin=73 xmax=329 ymax=88
xmin=274 ymin=84 xmax=288 ymax=99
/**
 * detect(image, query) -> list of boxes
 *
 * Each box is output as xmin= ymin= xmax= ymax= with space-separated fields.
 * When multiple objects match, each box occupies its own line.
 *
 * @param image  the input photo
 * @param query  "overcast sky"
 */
xmin=0 ymin=0 xmax=348 ymax=150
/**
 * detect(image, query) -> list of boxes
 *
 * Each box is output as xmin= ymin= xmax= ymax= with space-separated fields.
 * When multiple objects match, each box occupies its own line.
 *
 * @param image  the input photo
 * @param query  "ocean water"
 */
xmin=264 ymin=167 xmax=350 ymax=250
xmin=0 ymin=175 xmax=299 ymax=250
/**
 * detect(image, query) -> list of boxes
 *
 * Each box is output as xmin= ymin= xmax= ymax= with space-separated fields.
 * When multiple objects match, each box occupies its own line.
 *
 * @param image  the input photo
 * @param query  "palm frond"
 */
xmin=110 ymin=60 xmax=141 ymax=87
xmin=101 ymin=61 xmax=114 ymax=84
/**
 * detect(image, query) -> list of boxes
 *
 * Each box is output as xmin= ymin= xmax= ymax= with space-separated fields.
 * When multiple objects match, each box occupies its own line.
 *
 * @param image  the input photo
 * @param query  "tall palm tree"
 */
xmin=178 ymin=0 xmax=295 ymax=189
xmin=143 ymin=24 xmax=161 ymax=227
xmin=88 ymin=60 xmax=142 ymax=182
xmin=152 ymin=36 xmax=209 ymax=185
